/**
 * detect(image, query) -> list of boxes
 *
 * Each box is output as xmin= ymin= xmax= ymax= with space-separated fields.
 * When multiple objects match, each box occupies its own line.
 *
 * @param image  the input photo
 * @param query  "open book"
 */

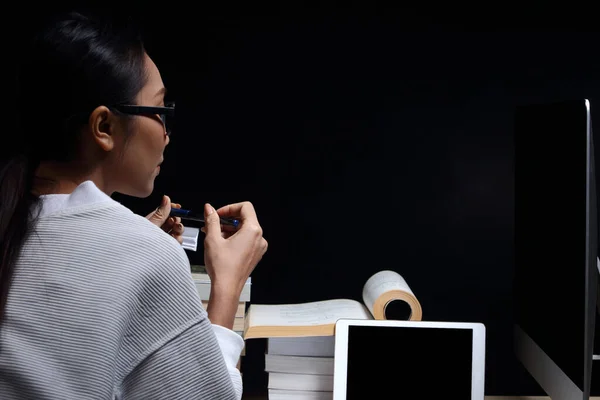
xmin=243 ymin=270 xmax=422 ymax=339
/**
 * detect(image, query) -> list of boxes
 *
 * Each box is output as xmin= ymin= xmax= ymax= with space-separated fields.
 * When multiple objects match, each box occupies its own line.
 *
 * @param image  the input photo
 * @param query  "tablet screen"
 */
xmin=346 ymin=325 xmax=473 ymax=399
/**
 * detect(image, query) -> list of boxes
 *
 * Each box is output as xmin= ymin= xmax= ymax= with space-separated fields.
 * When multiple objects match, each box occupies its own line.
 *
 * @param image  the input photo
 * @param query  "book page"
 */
xmin=248 ymin=299 xmax=372 ymax=327
xmin=362 ymin=270 xmax=422 ymax=320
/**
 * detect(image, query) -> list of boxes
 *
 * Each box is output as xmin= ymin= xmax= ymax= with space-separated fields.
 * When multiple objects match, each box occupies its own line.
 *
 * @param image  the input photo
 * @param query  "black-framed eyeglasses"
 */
xmin=110 ymin=102 xmax=175 ymax=136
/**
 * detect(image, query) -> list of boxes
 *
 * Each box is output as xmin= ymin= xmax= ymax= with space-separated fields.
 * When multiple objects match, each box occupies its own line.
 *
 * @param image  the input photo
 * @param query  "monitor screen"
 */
xmin=514 ymin=100 xmax=588 ymax=391
xmin=345 ymin=326 xmax=473 ymax=399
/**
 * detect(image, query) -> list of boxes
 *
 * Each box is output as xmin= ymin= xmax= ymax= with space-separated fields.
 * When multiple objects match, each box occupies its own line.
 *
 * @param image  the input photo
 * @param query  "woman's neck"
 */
xmin=32 ymin=161 xmax=107 ymax=196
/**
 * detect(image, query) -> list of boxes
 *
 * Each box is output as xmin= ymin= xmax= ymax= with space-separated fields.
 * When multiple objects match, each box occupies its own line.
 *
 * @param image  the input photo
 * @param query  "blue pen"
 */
xmin=169 ymin=208 xmax=240 ymax=228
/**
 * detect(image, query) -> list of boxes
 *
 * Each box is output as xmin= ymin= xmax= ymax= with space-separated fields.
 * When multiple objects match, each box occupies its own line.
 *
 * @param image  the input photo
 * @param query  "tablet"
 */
xmin=333 ymin=319 xmax=486 ymax=400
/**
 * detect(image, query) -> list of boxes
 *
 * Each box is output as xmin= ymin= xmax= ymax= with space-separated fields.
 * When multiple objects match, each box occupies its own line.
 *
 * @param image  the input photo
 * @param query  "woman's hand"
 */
xmin=202 ymin=201 xmax=268 ymax=328
xmin=146 ymin=195 xmax=185 ymax=244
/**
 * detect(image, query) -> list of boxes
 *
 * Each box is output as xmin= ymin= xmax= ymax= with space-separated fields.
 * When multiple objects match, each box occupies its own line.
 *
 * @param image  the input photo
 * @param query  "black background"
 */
xmin=12 ymin=2 xmax=600 ymax=397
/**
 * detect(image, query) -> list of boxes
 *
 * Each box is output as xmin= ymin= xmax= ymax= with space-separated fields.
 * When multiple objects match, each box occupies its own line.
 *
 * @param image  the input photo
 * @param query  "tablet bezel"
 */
xmin=332 ymin=319 xmax=486 ymax=400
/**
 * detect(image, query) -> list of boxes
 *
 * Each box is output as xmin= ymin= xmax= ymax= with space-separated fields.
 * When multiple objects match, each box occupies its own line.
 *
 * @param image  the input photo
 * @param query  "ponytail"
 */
xmin=0 ymin=155 xmax=40 ymax=322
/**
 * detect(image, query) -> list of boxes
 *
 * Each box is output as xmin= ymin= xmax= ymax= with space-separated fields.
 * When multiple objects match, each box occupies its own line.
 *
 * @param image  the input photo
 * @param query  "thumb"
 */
xmin=204 ymin=203 xmax=222 ymax=240
xmin=147 ymin=195 xmax=171 ymax=227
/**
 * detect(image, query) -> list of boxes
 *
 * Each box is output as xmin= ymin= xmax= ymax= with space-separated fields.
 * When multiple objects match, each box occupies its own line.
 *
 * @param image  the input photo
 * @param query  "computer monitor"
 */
xmin=514 ymin=99 xmax=598 ymax=400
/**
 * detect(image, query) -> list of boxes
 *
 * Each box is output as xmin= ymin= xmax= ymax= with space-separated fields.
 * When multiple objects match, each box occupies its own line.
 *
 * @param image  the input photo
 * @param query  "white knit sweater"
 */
xmin=0 ymin=180 xmax=244 ymax=399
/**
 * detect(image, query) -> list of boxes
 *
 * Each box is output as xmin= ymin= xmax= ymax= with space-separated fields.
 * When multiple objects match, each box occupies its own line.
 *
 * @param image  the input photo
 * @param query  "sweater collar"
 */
xmin=37 ymin=180 xmax=116 ymax=218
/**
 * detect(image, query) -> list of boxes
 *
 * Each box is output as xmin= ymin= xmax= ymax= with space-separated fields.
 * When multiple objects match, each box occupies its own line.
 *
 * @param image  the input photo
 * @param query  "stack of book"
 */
xmin=243 ymin=270 xmax=423 ymax=398
xmin=264 ymin=336 xmax=335 ymax=399
xmin=190 ymin=265 xmax=251 ymax=369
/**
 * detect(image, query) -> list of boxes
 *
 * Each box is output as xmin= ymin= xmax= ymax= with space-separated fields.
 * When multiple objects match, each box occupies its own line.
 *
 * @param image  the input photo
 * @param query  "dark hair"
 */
xmin=0 ymin=11 xmax=148 ymax=322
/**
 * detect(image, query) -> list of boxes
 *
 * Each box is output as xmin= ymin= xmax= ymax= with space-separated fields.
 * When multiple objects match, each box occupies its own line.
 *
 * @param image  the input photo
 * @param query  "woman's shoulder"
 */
xmin=20 ymin=200 xmax=202 ymax=326
xmin=97 ymin=202 xmax=191 ymax=270
xmin=35 ymin=199 xmax=192 ymax=280
xmin=96 ymin=206 xmax=206 ymax=329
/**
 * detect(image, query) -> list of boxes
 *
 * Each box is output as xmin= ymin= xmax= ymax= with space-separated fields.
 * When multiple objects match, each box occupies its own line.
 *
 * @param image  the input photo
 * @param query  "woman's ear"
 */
xmin=88 ymin=105 xmax=115 ymax=152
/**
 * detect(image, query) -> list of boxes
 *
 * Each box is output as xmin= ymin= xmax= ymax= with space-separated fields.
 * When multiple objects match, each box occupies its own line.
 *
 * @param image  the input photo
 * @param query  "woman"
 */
xmin=0 ymin=11 xmax=267 ymax=400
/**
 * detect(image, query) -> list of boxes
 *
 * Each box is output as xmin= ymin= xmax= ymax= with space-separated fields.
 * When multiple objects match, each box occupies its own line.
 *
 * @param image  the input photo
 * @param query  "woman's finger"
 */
xmin=200 ymin=226 xmax=230 ymax=239
xmin=220 ymin=224 xmax=237 ymax=233
xmin=162 ymin=217 xmax=176 ymax=232
xmin=216 ymin=201 xmax=258 ymax=222
xmin=172 ymin=233 xmax=183 ymax=244
xmin=172 ymin=223 xmax=185 ymax=234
